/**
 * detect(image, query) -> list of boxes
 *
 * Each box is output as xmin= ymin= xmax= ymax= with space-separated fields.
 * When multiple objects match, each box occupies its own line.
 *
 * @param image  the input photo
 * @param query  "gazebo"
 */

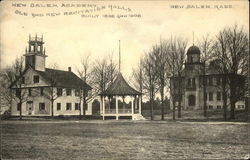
xmin=99 ymin=73 xmax=142 ymax=120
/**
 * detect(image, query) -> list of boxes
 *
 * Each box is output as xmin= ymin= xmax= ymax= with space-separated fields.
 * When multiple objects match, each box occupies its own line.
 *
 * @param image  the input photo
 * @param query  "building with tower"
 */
xmin=170 ymin=45 xmax=246 ymax=111
xmin=10 ymin=35 xmax=92 ymax=117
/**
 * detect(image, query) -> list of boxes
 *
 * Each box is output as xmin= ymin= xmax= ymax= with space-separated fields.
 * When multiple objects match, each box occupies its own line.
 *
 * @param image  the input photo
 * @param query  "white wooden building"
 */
xmin=10 ymin=35 xmax=92 ymax=117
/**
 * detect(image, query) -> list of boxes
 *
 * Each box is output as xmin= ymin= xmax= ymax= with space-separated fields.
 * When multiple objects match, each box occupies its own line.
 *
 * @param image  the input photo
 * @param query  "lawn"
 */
xmin=1 ymin=120 xmax=249 ymax=159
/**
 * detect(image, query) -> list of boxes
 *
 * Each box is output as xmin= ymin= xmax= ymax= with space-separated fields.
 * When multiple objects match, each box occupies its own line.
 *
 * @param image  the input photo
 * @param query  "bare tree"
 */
xmin=43 ymin=64 xmax=59 ymax=118
xmin=107 ymin=53 xmax=118 ymax=84
xmin=213 ymin=24 xmax=249 ymax=119
xmin=77 ymin=54 xmax=92 ymax=119
xmin=197 ymin=34 xmax=214 ymax=118
xmin=91 ymin=58 xmax=109 ymax=94
xmin=142 ymin=46 xmax=160 ymax=120
xmin=6 ymin=57 xmax=28 ymax=119
xmin=156 ymin=39 xmax=169 ymax=120
xmin=166 ymin=37 xmax=187 ymax=120
xmin=132 ymin=58 xmax=144 ymax=114
xmin=91 ymin=55 xmax=118 ymax=95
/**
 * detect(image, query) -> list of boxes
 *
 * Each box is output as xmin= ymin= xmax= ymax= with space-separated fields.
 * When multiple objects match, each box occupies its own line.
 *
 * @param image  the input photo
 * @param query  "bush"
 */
xmin=0 ymin=110 xmax=11 ymax=120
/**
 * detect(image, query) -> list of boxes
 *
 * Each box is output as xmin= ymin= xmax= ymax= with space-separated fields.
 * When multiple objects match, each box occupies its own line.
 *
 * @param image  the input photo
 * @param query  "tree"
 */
xmin=142 ymin=46 xmax=160 ymax=120
xmin=6 ymin=57 xmax=28 ymax=119
xmin=166 ymin=37 xmax=187 ymax=120
xmin=156 ymin=39 xmax=169 ymax=120
xmin=77 ymin=54 xmax=92 ymax=119
xmin=197 ymin=34 xmax=214 ymax=118
xmin=91 ymin=55 xmax=118 ymax=95
xmin=132 ymin=58 xmax=144 ymax=115
xmin=213 ymin=24 xmax=249 ymax=119
xmin=43 ymin=64 xmax=59 ymax=118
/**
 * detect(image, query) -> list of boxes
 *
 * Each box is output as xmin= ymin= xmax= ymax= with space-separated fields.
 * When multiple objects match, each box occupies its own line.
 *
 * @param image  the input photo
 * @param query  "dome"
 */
xmin=187 ymin=45 xmax=201 ymax=55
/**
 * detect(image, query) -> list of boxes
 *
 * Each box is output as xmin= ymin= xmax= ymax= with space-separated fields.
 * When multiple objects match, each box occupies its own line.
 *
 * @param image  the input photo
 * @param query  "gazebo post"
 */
xmin=102 ymin=96 xmax=105 ymax=120
xmin=134 ymin=95 xmax=137 ymax=113
xmin=116 ymin=96 xmax=118 ymax=120
xmin=139 ymin=95 xmax=142 ymax=115
xmin=131 ymin=96 xmax=134 ymax=120
xmin=122 ymin=96 xmax=125 ymax=113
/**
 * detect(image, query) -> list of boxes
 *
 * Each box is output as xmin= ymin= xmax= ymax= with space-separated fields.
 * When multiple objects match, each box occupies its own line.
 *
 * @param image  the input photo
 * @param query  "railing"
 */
xmin=103 ymin=109 xmax=133 ymax=114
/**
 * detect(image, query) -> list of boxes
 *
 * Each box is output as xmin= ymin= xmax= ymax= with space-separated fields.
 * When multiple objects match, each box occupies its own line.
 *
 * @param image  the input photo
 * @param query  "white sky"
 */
xmin=0 ymin=0 xmax=249 ymax=80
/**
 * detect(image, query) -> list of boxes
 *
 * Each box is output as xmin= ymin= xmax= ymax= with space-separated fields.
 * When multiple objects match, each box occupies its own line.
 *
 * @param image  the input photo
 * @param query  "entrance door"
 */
xmin=92 ymin=99 xmax=100 ymax=115
xmin=26 ymin=101 xmax=33 ymax=115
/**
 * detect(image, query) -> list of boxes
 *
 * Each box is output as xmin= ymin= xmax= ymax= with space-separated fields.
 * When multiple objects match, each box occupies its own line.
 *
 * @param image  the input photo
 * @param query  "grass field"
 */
xmin=1 ymin=120 xmax=249 ymax=159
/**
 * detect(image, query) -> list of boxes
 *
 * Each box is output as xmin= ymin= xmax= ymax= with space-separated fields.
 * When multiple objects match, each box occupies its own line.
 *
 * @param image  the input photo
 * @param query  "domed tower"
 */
xmin=24 ymin=34 xmax=47 ymax=71
xmin=184 ymin=45 xmax=203 ymax=110
xmin=186 ymin=45 xmax=201 ymax=64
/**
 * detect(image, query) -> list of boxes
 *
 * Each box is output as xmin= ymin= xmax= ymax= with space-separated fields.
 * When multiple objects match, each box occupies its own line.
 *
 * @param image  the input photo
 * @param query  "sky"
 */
xmin=0 ymin=0 xmax=249 ymax=81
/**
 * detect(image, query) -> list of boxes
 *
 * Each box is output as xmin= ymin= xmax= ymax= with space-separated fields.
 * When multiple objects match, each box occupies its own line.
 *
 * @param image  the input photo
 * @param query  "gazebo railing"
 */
xmin=104 ymin=109 xmax=133 ymax=114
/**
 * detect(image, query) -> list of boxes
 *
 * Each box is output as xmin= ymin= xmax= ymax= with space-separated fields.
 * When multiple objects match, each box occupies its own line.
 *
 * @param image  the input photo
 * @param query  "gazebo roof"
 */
xmin=100 ymin=73 xmax=142 ymax=96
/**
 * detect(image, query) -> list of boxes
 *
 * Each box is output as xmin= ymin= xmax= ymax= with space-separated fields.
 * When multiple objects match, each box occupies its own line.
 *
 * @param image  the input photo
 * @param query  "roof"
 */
xmin=10 ymin=67 xmax=92 ymax=90
xmin=37 ymin=68 xmax=92 ymax=90
xmin=187 ymin=45 xmax=201 ymax=55
xmin=100 ymin=73 xmax=142 ymax=96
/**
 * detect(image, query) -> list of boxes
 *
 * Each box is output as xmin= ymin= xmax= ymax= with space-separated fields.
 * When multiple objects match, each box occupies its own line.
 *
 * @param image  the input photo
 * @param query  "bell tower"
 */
xmin=24 ymin=34 xmax=47 ymax=71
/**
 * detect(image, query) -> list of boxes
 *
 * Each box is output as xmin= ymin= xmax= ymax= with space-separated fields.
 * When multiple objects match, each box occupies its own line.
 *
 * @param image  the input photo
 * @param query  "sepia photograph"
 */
xmin=0 ymin=0 xmax=249 ymax=159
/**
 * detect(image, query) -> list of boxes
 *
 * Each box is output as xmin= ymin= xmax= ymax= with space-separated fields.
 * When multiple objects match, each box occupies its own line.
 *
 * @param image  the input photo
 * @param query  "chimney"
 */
xmin=68 ymin=67 xmax=71 ymax=72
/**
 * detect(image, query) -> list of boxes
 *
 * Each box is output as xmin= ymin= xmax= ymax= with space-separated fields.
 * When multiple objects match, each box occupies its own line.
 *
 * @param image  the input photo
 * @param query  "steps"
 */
xmin=133 ymin=114 xmax=146 ymax=120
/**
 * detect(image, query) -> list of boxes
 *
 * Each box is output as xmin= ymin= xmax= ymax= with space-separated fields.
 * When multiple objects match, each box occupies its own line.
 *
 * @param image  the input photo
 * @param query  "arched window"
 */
xmin=188 ymin=95 xmax=195 ymax=106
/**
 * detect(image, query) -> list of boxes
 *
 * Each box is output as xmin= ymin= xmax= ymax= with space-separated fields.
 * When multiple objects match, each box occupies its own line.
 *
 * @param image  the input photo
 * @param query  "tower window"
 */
xmin=37 ymin=45 xmax=41 ymax=52
xmin=33 ymin=75 xmax=39 ymax=83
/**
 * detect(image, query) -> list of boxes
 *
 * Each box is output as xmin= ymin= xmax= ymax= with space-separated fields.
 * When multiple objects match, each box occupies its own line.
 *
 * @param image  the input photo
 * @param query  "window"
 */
xmin=33 ymin=75 xmax=39 ymax=83
xmin=66 ymin=103 xmax=72 ymax=110
xmin=190 ymin=56 xmax=193 ymax=63
xmin=17 ymin=103 xmax=21 ymax=111
xmin=209 ymin=105 xmax=213 ymax=109
xmin=217 ymin=105 xmax=222 ymax=109
xmin=217 ymin=92 xmax=221 ymax=101
xmin=16 ymin=89 xmax=21 ymax=97
xmin=192 ymin=78 xmax=195 ymax=87
xmin=57 ymin=103 xmax=61 ymax=111
xmin=39 ymin=103 xmax=45 ymax=111
xmin=204 ymin=77 xmax=207 ymax=85
xmin=204 ymin=92 xmax=207 ymax=101
xmin=40 ymin=88 xmax=44 ymax=96
xmin=21 ymin=77 xmax=25 ymax=84
xmin=188 ymin=95 xmax=196 ymax=106
xmin=75 ymin=103 xmax=79 ymax=110
xmin=66 ymin=88 xmax=71 ymax=96
xmin=208 ymin=77 xmax=213 ymax=86
xmin=216 ymin=77 xmax=221 ymax=85
xmin=28 ymin=89 xmax=32 ymax=96
xmin=75 ymin=90 xmax=80 ymax=96
xmin=57 ymin=88 xmax=62 ymax=96
xmin=209 ymin=92 xmax=213 ymax=101
xmin=187 ymin=79 xmax=191 ymax=87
